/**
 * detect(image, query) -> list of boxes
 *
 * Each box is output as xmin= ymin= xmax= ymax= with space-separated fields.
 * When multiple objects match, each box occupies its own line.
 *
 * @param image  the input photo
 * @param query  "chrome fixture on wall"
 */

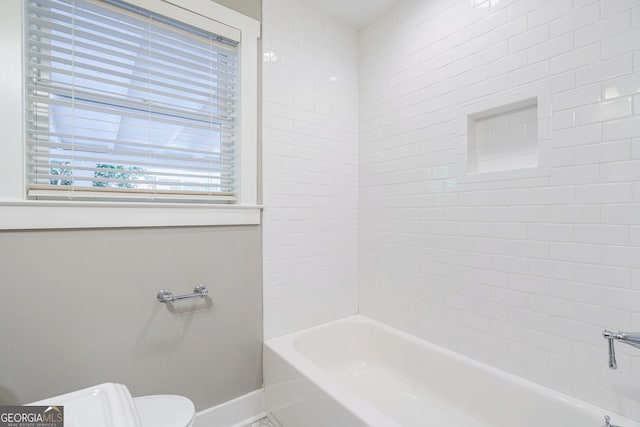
xmin=602 ymin=329 xmax=640 ymax=369
xmin=157 ymin=284 xmax=209 ymax=303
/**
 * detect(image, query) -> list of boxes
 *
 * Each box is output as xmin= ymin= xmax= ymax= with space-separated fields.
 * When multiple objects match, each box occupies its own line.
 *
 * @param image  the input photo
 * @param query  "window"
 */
xmin=0 ymin=0 xmax=259 ymax=228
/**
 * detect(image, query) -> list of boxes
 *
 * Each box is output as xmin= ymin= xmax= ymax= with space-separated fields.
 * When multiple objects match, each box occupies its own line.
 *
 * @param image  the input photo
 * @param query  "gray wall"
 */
xmin=0 ymin=226 xmax=262 ymax=410
xmin=213 ymin=0 xmax=262 ymax=21
xmin=0 ymin=0 xmax=263 ymax=411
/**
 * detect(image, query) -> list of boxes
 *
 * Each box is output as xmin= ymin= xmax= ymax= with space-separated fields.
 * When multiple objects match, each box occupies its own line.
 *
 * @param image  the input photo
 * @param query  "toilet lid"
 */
xmin=133 ymin=395 xmax=195 ymax=427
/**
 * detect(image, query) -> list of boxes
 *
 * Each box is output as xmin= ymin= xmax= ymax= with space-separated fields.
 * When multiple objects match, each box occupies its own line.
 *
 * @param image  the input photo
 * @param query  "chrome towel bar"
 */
xmin=157 ymin=284 xmax=208 ymax=303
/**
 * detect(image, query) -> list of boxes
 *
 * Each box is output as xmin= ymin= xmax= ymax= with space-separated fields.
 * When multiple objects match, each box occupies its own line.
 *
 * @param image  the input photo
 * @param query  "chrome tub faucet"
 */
xmin=602 ymin=329 xmax=640 ymax=369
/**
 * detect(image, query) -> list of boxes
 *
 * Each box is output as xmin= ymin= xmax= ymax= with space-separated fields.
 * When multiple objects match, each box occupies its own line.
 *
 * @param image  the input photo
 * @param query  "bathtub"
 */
xmin=264 ymin=315 xmax=640 ymax=427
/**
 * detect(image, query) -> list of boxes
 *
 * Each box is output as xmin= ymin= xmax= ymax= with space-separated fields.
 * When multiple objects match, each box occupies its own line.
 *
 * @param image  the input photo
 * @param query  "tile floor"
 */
xmin=245 ymin=417 xmax=275 ymax=427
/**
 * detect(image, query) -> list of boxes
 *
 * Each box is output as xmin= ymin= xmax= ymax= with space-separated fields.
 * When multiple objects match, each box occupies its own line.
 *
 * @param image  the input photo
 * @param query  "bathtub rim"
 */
xmin=264 ymin=319 xmax=399 ymax=426
xmin=264 ymin=314 xmax=640 ymax=427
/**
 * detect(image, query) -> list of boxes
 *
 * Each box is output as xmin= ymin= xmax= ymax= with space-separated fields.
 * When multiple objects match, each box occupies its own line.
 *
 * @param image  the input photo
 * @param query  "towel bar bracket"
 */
xmin=157 ymin=284 xmax=208 ymax=303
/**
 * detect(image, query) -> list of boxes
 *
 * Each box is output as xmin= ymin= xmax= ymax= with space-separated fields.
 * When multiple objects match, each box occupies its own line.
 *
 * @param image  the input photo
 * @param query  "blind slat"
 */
xmin=27 ymin=2 xmax=238 ymax=56
xmin=28 ymin=5 xmax=238 ymax=55
xmin=27 ymin=95 xmax=236 ymax=131
xmin=26 ymin=141 xmax=234 ymax=165
xmin=27 ymin=85 xmax=237 ymax=126
xmin=29 ymin=55 xmax=238 ymax=100
xmin=26 ymin=133 xmax=235 ymax=153
xmin=27 ymin=156 xmax=235 ymax=172
xmin=28 ymin=173 xmax=234 ymax=187
xmin=28 ymin=186 xmax=237 ymax=202
xmin=25 ymin=130 xmax=235 ymax=152
xmin=26 ymin=28 xmax=239 ymax=78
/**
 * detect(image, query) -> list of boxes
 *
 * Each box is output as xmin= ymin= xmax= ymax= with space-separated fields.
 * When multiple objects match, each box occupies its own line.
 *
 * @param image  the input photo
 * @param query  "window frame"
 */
xmin=0 ymin=0 xmax=261 ymax=229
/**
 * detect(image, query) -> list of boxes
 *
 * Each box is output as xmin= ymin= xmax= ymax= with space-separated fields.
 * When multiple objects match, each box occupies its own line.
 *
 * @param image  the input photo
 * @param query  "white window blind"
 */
xmin=25 ymin=0 xmax=239 ymax=203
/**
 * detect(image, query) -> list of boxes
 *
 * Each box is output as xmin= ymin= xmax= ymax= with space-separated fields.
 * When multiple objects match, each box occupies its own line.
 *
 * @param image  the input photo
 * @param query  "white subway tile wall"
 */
xmin=359 ymin=0 xmax=640 ymax=420
xmin=262 ymin=0 xmax=359 ymax=339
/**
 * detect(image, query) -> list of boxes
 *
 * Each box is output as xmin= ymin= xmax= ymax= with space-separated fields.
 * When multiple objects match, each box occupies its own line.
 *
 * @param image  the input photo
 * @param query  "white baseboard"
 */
xmin=193 ymin=389 xmax=265 ymax=427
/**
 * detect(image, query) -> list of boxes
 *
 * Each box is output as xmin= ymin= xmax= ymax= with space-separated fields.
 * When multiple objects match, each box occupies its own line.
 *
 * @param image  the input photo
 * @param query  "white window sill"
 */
xmin=0 ymin=201 xmax=262 ymax=230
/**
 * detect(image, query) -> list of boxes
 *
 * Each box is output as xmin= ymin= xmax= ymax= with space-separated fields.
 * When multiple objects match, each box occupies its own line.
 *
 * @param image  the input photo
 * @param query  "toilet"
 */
xmin=29 ymin=383 xmax=195 ymax=427
xmin=133 ymin=394 xmax=195 ymax=427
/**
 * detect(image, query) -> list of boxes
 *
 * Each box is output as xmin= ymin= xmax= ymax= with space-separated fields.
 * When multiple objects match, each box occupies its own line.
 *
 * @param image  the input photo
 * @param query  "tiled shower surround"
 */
xmin=263 ymin=0 xmax=640 ymax=421
xmin=359 ymin=0 xmax=640 ymax=420
xmin=262 ymin=0 xmax=359 ymax=339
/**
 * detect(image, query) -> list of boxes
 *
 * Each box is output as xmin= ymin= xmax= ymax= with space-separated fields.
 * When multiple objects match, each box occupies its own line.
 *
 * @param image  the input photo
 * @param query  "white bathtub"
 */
xmin=264 ymin=315 xmax=640 ymax=427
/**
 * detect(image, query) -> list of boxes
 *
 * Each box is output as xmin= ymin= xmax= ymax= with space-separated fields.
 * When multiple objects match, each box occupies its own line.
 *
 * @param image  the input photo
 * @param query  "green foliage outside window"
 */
xmin=93 ymin=164 xmax=146 ymax=188
xmin=49 ymin=160 xmax=73 ymax=186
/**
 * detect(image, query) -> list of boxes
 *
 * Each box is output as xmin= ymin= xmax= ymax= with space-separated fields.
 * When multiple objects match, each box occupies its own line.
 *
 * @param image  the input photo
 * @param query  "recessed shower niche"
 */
xmin=458 ymin=87 xmax=552 ymax=181
xmin=468 ymin=98 xmax=538 ymax=173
